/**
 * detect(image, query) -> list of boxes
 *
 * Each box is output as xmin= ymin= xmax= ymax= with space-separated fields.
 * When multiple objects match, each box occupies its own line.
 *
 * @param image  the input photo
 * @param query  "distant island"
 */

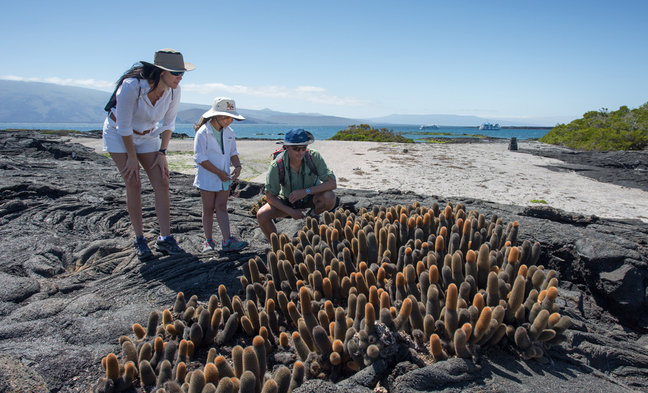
xmin=329 ymin=124 xmax=414 ymax=143
xmin=540 ymin=103 xmax=648 ymax=151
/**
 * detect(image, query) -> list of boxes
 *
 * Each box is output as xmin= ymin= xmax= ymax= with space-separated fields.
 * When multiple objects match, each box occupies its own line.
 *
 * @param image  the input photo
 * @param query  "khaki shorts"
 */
xmin=278 ymin=195 xmax=314 ymax=210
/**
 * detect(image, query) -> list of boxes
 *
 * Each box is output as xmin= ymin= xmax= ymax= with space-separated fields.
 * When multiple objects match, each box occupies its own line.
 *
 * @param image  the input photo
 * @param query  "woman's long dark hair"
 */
xmin=115 ymin=62 xmax=162 ymax=90
xmin=104 ymin=63 xmax=163 ymax=111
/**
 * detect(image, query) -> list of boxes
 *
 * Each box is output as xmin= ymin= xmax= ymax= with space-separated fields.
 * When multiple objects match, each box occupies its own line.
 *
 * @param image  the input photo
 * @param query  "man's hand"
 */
xmin=288 ymin=189 xmax=308 ymax=204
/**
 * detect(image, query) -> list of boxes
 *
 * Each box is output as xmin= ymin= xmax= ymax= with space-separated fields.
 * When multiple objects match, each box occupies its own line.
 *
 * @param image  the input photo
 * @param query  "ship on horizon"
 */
xmin=479 ymin=122 xmax=500 ymax=130
xmin=419 ymin=124 xmax=439 ymax=130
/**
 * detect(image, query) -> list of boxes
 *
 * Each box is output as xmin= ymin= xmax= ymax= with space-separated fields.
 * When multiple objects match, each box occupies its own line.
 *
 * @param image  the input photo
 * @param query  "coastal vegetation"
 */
xmin=540 ymin=103 xmax=648 ymax=150
xmin=330 ymin=124 xmax=414 ymax=143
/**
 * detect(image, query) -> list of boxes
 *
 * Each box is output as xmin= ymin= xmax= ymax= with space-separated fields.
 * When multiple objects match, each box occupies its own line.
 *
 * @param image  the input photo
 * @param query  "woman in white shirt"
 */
xmin=103 ymin=49 xmax=194 ymax=260
xmin=193 ymin=97 xmax=249 ymax=253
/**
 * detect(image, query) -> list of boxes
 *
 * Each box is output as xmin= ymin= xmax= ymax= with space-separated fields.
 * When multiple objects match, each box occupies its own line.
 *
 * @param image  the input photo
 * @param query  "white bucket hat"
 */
xmin=141 ymin=48 xmax=195 ymax=72
xmin=202 ymin=97 xmax=245 ymax=120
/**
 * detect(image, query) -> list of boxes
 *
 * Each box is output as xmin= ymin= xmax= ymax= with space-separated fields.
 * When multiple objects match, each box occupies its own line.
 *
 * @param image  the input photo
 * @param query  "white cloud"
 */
xmin=183 ymin=82 xmax=367 ymax=107
xmin=1 ymin=75 xmax=114 ymax=90
xmin=295 ymin=86 xmax=326 ymax=93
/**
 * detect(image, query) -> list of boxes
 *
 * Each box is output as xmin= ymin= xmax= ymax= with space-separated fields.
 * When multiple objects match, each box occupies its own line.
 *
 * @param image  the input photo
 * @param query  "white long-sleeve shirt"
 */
xmin=193 ymin=123 xmax=239 ymax=191
xmin=106 ymin=78 xmax=180 ymax=137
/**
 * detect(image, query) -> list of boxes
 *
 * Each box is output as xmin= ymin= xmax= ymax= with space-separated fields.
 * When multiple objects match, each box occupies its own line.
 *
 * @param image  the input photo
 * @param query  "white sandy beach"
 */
xmin=73 ymin=137 xmax=648 ymax=222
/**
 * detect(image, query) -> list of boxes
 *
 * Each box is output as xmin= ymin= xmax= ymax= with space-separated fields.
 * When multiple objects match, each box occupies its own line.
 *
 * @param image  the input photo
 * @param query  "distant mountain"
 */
xmin=0 ymin=80 xmax=359 ymax=126
xmin=175 ymin=107 xmax=271 ymax=125
xmin=0 ymin=80 xmax=565 ymax=127
xmin=364 ymin=114 xmax=486 ymax=127
xmin=363 ymin=113 xmax=559 ymax=127
xmin=235 ymin=108 xmax=359 ymax=126
xmin=0 ymin=80 xmax=110 ymax=123
xmin=174 ymin=107 xmax=356 ymax=126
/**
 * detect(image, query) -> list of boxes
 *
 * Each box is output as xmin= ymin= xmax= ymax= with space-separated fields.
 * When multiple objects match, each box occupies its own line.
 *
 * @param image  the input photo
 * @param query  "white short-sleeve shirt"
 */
xmin=193 ymin=123 xmax=239 ymax=191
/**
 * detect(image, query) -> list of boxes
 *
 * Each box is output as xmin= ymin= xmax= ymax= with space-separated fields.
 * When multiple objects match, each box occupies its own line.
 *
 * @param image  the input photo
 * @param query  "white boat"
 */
xmin=479 ymin=123 xmax=500 ymax=130
xmin=419 ymin=124 xmax=439 ymax=130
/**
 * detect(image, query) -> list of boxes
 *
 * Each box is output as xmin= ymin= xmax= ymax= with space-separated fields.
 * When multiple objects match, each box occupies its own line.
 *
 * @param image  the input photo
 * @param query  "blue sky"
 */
xmin=1 ymin=0 xmax=647 ymax=123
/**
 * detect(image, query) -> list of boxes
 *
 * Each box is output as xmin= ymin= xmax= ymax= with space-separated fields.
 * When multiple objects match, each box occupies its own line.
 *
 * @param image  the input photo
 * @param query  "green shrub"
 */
xmin=329 ymin=124 xmax=414 ymax=143
xmin=540 ymin=103 xmax=648 ymax=151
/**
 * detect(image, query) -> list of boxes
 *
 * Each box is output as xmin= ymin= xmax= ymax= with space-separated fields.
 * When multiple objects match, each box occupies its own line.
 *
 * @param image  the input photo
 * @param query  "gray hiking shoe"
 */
xmin=156 ymin=235 xmax=184 ymax=255
xmin=134 ymin=236 xmax=153 ymax=261
xmin=222 ymin=236 xmax=249 ymax=252
xmin=202 ymin=239 xmax=217 ymax=252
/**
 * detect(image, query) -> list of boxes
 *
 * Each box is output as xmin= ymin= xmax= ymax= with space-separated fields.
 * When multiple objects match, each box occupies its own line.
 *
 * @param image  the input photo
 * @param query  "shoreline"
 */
xmin=68 ymin=134 xmax=648 ymax=222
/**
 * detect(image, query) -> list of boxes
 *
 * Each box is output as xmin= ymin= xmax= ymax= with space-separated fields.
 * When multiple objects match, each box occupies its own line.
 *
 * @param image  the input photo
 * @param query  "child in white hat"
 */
xmin=193 ymin=97 xmax=249 ymax=252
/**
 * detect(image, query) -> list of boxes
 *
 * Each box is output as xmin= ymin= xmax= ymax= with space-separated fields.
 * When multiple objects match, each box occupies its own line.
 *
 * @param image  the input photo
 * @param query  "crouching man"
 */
xmin=256 ymin=129 xmax=337 ymax=241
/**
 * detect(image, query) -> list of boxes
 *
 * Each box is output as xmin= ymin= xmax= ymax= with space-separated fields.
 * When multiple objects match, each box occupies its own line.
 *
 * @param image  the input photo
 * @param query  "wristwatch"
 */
xmin=158 ymin=148 xmax=167 ymax=155
xmin=305 ymin=188 xmax=311 ymax=195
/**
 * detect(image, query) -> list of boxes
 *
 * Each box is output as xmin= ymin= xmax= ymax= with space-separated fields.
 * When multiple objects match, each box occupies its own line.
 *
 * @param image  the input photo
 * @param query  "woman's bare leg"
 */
xmin=138 ymin=152 xmax=171 ymax=236
xmin=110 ymin=152 xmax=144 ymax=237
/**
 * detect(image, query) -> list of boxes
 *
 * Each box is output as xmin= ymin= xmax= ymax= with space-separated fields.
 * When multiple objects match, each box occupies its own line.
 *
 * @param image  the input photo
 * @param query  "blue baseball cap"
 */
xmin=283 ymin=129 xmax=314 ymax=146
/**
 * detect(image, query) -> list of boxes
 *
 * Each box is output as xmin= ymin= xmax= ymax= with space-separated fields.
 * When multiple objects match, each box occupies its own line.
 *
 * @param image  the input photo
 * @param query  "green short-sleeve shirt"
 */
xmin=265 ymin=148 xmax=335 ymax=198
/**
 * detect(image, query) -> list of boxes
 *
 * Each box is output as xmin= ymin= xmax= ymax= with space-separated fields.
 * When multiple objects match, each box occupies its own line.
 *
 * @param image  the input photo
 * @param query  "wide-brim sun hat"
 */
xmin=202 ymin=97 xmax=245 ymax=121
xmin=283 ymin=129 xmax=315 ymax=145
xmin=141 ymin=48 xmax=195 ymax=72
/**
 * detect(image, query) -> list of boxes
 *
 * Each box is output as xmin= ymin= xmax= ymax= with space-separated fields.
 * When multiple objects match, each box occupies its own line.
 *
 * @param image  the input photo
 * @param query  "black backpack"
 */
xmin=104 ymin=82 xmax=142 ymax=112
xmin=272 ymin=147 xmax=318 ymax=186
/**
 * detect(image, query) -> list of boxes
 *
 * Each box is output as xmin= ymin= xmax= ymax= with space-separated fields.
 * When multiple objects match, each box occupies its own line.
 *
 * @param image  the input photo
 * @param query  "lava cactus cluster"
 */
xmin=94 ymin=202 xmax=570 ymax=393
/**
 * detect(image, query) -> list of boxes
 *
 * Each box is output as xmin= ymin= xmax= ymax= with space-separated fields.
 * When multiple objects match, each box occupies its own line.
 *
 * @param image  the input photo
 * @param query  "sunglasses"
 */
xmin=169 ymin=71 xmax=184 ymax=76
xmin=289 ymin=146 xmax=307 ymax=152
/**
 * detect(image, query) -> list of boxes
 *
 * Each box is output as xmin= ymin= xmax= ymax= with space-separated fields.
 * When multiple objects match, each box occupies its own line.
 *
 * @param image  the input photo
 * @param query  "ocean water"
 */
xmin=0 ymin=122 xmax=551 ymax=142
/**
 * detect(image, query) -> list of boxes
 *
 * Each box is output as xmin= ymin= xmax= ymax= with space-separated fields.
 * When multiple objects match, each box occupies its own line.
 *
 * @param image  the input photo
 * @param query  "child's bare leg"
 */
xmin=200 ymin=190 xmax=217 ymax=240
xmin=214 ymin=190 xmax=231 ymax=240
